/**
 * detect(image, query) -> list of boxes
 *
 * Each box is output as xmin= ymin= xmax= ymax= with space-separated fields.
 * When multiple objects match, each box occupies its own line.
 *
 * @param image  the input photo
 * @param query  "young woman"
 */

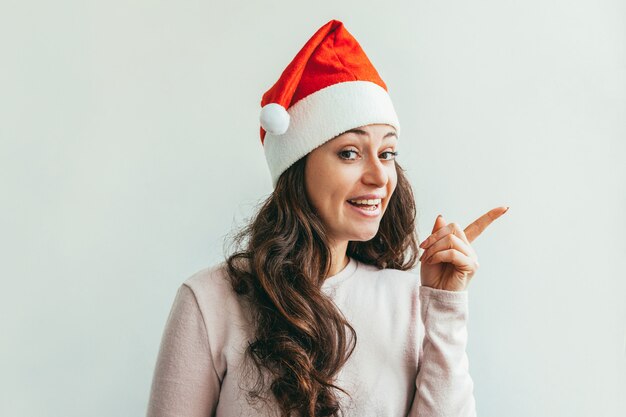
xmin=146 ymin=19 xmax=507 ymax=417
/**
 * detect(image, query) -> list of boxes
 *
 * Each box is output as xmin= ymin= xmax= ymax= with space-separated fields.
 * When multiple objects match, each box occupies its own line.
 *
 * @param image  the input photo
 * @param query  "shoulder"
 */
xmin=183 ymin=261 xmax=230 ymax=291
xmin=179 ymin=261 xmax=242 ymax=315
xmin=169 ymin=261 xmax=252 ymax=377
xmin=177 ymin=260 xmax=254 ymax=343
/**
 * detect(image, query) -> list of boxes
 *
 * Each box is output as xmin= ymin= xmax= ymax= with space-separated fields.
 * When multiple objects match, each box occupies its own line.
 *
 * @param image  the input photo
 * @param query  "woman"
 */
xmin=146 ymin=19 xmax=507 ymax=417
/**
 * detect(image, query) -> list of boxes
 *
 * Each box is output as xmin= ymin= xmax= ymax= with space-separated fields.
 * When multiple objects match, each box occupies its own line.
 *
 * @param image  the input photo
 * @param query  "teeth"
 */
xmin=348 ymin=198 xmax=381 ymax=205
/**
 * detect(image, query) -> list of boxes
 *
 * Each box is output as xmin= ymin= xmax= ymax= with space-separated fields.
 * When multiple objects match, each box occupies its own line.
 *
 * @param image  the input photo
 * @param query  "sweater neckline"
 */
xmin=322 ymin=256 xmax=358 ymax=288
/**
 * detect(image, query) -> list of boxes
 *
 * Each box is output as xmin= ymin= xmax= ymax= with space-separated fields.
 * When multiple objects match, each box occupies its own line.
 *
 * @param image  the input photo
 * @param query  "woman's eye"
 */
xmin=338 ymin=150 xmax=358 ymax=160
xmin=380 ymin=151 xmax=398 ymax=160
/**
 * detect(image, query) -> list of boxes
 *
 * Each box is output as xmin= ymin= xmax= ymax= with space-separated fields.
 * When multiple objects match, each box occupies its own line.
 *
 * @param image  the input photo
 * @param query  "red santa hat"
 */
xmin=259 ymin=19 xmax=401 ymax=187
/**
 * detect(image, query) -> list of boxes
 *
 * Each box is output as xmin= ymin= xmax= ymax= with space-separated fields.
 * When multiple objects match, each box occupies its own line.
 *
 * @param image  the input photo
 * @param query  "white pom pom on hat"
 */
xmin=259 ymin=103 xmax=290 ymax=135
xmin=259 ymin=19 xmax=401 ymax=188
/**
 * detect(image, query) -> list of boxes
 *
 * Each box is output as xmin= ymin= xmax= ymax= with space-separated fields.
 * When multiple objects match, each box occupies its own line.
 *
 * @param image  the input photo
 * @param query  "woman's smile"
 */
xmin=346 ymin=195 xmax=385 ymax=217
xmin=345 ymin=199 xmax=382 ymax=217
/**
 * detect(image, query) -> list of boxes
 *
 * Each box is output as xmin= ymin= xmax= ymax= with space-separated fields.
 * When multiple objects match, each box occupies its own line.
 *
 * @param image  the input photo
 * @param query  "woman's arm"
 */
xmin=146 ymin=284 xmax=221 ymax=417
xmin=407 ymin=285 xmax=477 ymax=417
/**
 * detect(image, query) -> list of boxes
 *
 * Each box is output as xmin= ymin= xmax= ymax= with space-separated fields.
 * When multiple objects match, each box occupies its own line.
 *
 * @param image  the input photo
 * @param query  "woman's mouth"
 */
xmin=346 ymin=198 xmax=382 ymax=217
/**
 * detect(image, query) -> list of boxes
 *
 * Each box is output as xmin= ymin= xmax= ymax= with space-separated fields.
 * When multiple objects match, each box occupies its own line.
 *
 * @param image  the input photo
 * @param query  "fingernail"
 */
xmin=503 ymin=206 xmax=510 ymax=214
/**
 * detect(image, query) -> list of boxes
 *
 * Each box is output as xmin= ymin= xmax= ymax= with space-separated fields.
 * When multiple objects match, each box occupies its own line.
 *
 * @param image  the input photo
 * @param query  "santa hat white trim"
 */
xmin=263 ymin=80 xmax=401 ymax=188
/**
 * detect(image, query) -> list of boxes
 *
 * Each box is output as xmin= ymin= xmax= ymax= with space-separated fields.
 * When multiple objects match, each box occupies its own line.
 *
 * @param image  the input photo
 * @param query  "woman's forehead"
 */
xmin=333 ymin=127 xmax=398 ymax=142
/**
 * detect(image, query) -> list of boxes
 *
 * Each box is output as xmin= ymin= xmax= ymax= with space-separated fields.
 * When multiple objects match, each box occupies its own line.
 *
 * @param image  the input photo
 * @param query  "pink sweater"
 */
xmin=146 ymin=257 xmax=477 ymax=416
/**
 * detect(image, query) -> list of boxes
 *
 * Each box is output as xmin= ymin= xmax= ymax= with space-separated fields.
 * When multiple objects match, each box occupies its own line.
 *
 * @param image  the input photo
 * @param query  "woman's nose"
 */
xmin=361 ymin=155 xmax=388 ymax=186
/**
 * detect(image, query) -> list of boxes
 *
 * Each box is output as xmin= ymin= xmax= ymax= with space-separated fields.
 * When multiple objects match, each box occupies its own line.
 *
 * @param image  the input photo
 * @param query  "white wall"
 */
xmin=1 ymin=1 xmax=624 ymax=416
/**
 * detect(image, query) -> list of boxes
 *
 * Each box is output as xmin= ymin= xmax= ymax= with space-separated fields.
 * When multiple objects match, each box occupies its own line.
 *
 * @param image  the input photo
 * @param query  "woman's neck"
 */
xmin=327 ymin=240 xmax=349 ymax=278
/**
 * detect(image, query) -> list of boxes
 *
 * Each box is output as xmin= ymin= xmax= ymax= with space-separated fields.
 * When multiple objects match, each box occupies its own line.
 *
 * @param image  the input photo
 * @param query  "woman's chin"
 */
xmin=347 ymin=228 xmax=379 ymax=242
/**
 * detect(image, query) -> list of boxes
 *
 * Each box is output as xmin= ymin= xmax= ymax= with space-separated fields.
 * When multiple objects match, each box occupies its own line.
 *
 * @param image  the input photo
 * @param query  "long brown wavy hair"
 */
xmin=223 ymin=153 xmax=420 ymax=417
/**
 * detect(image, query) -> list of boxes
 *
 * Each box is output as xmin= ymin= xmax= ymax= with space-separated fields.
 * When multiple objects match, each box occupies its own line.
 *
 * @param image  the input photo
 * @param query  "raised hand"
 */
xmin=418 ymin=206 xmax=509 ymax=291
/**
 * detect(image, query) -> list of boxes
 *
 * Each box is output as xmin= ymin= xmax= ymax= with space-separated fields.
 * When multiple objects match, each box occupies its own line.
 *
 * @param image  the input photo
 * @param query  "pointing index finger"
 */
xmin=464 ymin=206 xmax=509 ymax=243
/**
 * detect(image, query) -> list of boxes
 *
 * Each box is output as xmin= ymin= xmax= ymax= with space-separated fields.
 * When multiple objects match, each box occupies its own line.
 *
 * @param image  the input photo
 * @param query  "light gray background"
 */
xmin=1 ymin=1 xmax=624 ymax=416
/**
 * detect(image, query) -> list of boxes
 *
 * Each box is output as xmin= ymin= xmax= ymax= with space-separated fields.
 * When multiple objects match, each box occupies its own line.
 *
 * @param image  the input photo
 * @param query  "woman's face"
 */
xmin=304 ymin=123 xmax=398 ymax=244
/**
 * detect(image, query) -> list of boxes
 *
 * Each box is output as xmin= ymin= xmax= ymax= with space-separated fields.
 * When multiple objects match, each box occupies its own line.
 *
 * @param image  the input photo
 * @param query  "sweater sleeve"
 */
xmin=407 ymin=285 xmax=477 ymax=417
xmin=146 ymin=283 xmax=221 ymax=417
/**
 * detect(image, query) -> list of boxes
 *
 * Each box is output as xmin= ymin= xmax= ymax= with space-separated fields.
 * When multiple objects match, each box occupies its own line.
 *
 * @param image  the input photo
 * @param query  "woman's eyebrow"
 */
xmin=343 ymin=128 xmax=397 ymax=139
